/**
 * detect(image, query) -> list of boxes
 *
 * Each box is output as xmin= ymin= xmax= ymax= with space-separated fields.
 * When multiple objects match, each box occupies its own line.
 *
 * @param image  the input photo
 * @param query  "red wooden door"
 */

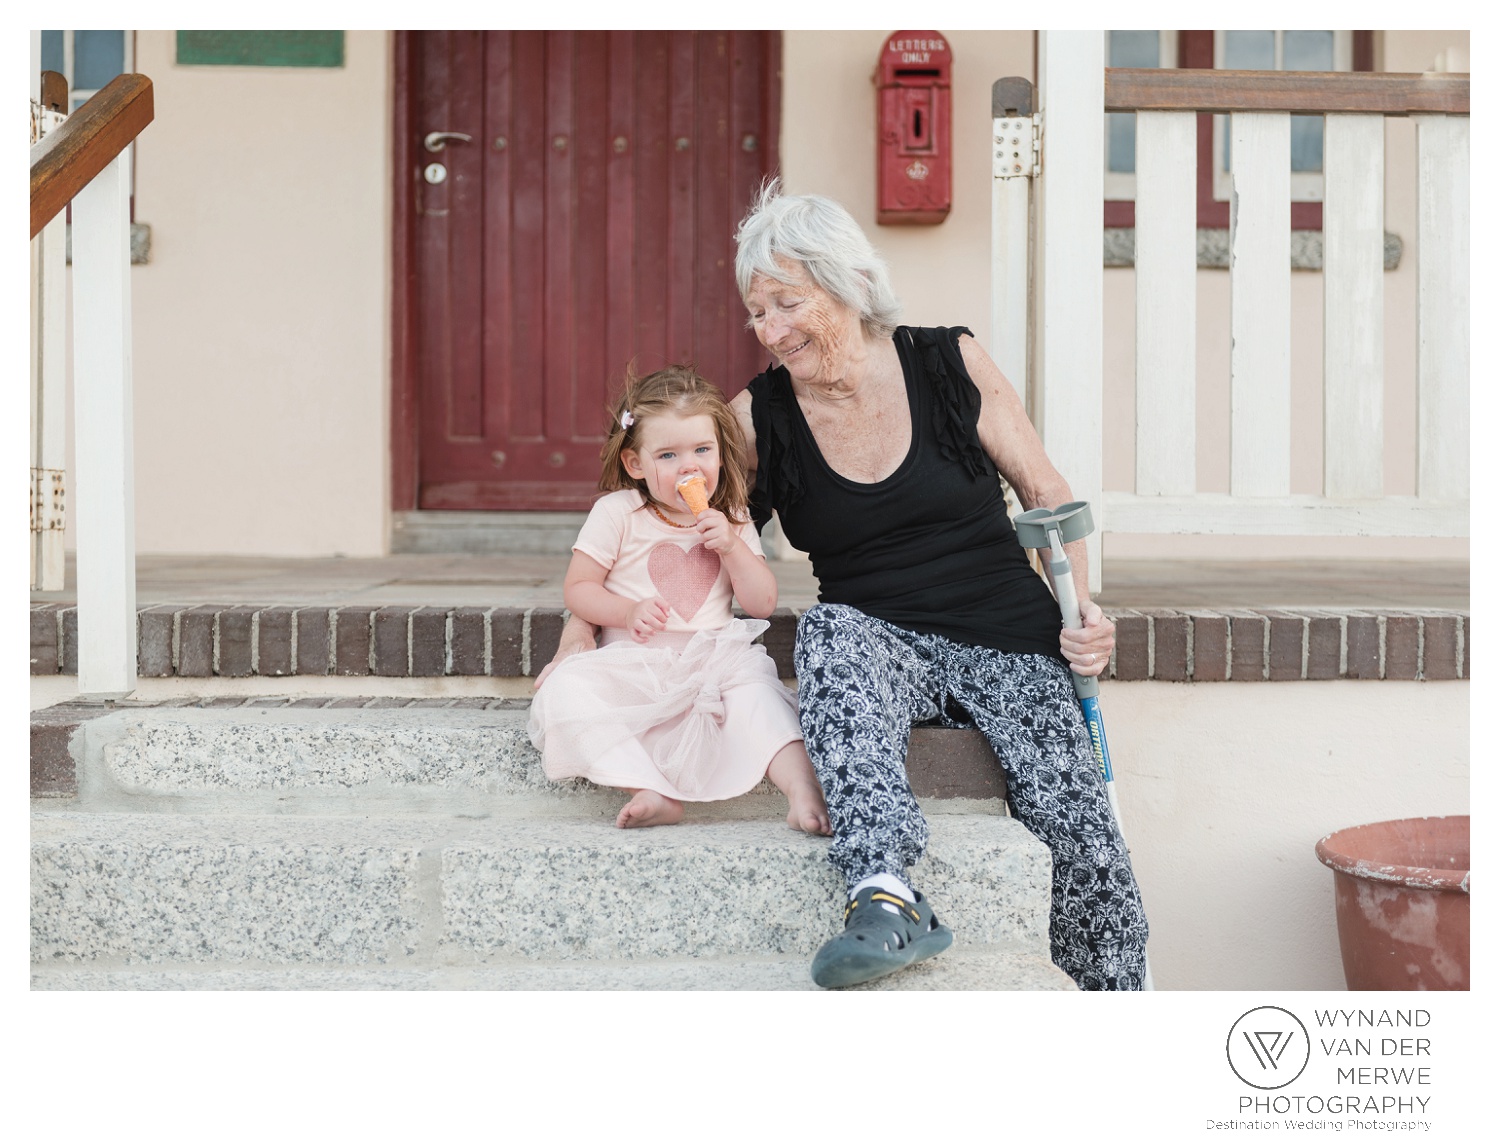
xmin=409 ymin=31 xmax=780 ymax=511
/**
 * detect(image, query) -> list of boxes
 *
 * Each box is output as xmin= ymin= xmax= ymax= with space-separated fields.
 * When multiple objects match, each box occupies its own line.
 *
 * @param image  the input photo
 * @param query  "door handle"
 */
xmin=424 ymin=131 xmax=473 ymax=153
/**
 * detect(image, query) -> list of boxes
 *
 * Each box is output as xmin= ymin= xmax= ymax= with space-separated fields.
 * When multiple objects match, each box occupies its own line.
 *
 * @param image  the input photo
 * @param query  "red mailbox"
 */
xmin=876 ymin=30 xmax=952 ymax=225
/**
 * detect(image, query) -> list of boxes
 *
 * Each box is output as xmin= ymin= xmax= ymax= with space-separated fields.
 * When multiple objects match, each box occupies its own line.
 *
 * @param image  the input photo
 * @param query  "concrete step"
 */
xmin=42 ymin=703 xmax=1008 ymax=810
xmin=30 ymin=944 xmax=1076 ymax=990
xmin=32 ymin=812 xmax=1051 ymax=968
xmin=67 ymin=704 xmax=567 ymax=814
xmin=391 ymin=510 xmax=588 ymax=556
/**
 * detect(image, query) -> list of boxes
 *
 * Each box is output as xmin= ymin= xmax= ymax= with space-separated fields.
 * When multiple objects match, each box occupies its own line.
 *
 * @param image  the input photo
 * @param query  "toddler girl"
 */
xmin=528 ymin=365 xmax=831 ymax=834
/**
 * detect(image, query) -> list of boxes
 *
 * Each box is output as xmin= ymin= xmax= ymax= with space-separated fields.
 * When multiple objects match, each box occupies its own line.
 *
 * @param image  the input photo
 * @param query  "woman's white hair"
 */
xmin=734 ymin=179 xmax=901 ymax=339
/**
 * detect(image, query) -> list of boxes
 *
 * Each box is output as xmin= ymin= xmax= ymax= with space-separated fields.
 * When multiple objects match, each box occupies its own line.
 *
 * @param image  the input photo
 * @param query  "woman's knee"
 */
xmin=792 ymin=599 xmax=840 ymax=671
xmin=798 ymin=599 xmax=888 ymax=662
xmin=795 ymin=603 xmax=853 ymax=644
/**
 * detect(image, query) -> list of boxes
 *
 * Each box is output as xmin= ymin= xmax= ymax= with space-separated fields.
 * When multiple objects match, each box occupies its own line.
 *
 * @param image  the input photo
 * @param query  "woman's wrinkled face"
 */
xmin=744 ymin=259 xmax=860 ymax=386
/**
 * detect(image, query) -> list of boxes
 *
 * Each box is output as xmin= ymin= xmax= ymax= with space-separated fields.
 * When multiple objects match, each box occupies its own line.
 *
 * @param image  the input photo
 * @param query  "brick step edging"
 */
xmin=30 ymin=604 xmax=1468 ymax=683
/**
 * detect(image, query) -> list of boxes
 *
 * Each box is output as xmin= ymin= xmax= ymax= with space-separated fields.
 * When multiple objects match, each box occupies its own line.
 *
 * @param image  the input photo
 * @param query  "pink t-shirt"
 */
xmin=573 ymin=489 xmax=766 ymax=638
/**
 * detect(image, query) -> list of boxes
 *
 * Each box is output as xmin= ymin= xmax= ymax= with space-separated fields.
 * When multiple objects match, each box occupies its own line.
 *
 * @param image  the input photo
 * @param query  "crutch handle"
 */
xmin=1014 ymin=501 xmax=1099 ymax=698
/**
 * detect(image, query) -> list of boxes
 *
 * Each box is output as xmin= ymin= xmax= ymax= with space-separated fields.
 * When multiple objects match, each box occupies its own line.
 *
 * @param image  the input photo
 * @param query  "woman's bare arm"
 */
xmin=533 ymin=612 xmax=599 ymax=689
xmin=959 ymin=334 xmax=1114 ymax=677
xmin=730 ymin=388 xmax=758 ymax=487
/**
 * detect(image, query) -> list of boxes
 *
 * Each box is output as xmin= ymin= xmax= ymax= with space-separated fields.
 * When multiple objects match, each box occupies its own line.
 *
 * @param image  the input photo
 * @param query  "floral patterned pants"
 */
xmin=794 ymin=603 xmax=1150 ymax=990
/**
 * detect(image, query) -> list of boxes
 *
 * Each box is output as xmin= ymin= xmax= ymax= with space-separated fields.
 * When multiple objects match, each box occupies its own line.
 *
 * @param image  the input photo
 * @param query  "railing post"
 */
xmin=1228 ymin=112 xmax=1292 ymax=498
xmin=31 ymin=200 xmax=68 ymax=590
xmin=71 ymin=149 xmax=138 ymax=698
xmin=1037 ymin=32 xmax=1105 ymax=587
xmin=31 ymin=81 xmax=69 ymax=592
xmin=1323 ymin=113 xmax=1385 ymax=499
xmin=991 ymin=77 xmax=1036 ymax=416
xmin=1415 ymin=113 xmax=1469 ymax=502
xmin=1133 ymin=111 xmax=1197 ymax=498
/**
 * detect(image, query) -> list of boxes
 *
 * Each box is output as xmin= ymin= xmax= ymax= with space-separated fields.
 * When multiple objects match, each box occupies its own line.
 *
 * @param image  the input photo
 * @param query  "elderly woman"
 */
xmin=544 ymin=183 xmax=1148 ymax=991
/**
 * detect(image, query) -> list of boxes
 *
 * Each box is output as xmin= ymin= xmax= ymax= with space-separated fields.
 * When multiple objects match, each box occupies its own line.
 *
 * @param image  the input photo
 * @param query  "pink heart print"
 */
xmin=646 ymin=542 xmax=721 ymax=621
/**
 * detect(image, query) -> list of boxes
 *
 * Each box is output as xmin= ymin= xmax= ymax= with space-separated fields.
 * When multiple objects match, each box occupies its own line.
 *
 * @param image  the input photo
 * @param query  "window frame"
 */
xmin=1102 ymin=31 xmax=1178 ymax=201
xmin=40 ymin=30 xmax=138 ymax=220
xmin=1102 ymin=29 xmax=1375 ymax=231
xmin=1209 ymin=30 xmax=1354 ymax=204
xmin=43 ymin=29 xmax=135 ymax=111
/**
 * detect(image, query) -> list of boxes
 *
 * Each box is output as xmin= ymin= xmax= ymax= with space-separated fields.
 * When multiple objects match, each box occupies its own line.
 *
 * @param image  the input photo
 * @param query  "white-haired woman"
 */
xmin=542 ymin=183 xmax=1148 ymax=990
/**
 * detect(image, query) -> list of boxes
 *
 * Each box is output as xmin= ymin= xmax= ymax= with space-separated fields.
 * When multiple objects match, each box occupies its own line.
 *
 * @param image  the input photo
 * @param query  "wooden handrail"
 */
xmin=30 ymin=73 xmax=154 ymax=239
xmin=1105 ymin=68 xmax=1469 ymax=116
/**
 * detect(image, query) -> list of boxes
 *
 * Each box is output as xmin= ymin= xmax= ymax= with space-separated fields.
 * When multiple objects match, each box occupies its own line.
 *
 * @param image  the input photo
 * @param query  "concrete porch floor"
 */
xmin=30 ymin=553 xmax=1470 ymax=611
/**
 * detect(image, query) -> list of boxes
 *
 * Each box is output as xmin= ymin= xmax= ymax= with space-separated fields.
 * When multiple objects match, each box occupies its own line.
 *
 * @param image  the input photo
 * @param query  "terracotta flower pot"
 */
xmin=1315 ymin=815 xmax=1469 ymax=991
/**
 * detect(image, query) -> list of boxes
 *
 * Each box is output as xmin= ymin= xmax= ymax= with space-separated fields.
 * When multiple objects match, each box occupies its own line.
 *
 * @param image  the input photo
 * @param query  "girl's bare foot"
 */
xmin=616 ymin=789 xmax=684 ymax=829
xmin=767 ymin=743 xmax=832 ymax=836
xmin=784 ymin=785 xmax=832 ymax=836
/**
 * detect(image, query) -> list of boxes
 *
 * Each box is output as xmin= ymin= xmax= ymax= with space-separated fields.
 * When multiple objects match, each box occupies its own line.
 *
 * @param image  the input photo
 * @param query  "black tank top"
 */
xmin=747 ymin=325 xmax=1063 ymax=658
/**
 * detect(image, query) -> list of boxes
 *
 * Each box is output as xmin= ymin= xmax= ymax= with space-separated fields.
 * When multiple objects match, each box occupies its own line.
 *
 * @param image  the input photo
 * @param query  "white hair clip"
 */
xmin=620 ymin=411 xmax=635 ymax=429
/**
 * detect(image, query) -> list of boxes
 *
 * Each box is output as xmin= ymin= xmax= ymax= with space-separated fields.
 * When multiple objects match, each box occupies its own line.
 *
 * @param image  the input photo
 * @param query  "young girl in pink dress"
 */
xmin=528 ymin=365 xmax=831 ymax=834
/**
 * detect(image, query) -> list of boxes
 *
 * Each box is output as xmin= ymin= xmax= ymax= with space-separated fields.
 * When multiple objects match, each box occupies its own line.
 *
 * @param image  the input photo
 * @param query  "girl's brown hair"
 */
xmin=599 ymin=364 xmax=751 ymax=524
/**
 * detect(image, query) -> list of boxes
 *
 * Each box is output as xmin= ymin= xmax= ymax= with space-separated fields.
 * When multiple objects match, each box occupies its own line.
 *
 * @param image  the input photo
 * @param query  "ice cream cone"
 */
xmin=676 ymin=474 xmax=710 ymax=516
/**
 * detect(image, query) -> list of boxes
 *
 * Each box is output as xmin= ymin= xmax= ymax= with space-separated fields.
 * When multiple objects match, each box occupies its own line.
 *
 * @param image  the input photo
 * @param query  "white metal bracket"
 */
xmin=31 ymin=467 xmax=66 ymax=533
xmin=993 ymin=113 xmax=1042 ymax=179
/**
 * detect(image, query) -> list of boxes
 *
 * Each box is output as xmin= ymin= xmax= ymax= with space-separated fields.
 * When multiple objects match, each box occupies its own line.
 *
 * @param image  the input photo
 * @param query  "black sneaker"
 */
xmin=810 ymin=886 xmax=954 ymax=989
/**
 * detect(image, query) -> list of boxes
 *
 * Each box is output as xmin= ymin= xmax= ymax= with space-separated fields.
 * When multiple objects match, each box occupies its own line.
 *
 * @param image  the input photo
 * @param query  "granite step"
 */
xmin=36 ymin=702 xmax=1009 ymax=808
xmin=30 ymin=943 xmax=1076 ymax=991
xmin=31 ymin=812 xmax=1052 ymax=969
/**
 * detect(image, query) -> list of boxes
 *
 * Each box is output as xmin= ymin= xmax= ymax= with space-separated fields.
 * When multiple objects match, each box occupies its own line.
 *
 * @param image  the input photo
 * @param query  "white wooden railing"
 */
xmin=30 ymin=73 xmax=68 ymax=594
xmin=1003 ymin=33 xmax=1469 ymax=584
xmin=30 ymin=68 xmax=153 ymax=698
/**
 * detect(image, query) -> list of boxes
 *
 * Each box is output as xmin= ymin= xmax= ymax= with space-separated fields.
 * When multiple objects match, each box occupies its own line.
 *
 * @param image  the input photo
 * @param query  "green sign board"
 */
xmin=176 ymin=31 xmax=344 ymax=68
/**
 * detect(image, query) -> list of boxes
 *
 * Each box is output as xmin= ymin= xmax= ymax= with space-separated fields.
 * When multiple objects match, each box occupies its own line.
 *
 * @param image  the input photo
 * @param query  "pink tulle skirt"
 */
xmin=527 ymin=619 xmax=803 ymax=801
